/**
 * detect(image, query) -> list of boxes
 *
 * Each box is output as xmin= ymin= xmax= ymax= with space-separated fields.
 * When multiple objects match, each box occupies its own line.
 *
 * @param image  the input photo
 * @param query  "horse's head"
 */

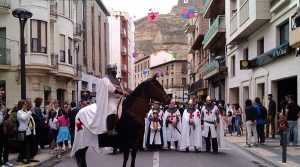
xmin=145 ymin=74 xmax=171 ymax=105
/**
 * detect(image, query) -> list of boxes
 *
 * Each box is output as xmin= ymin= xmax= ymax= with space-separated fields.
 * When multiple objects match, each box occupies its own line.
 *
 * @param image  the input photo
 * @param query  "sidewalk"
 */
xmin=225 ymin=134 xmax=300 ymax=167
xmin=8 ymin=147 xmax=67 ymax=167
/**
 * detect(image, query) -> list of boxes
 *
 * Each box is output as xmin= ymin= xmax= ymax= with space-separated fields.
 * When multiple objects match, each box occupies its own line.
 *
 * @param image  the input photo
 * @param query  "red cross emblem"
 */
xmin=206 ymin=111 xmax=212 ymax=116
xmin=169 ymin=113 xmax=176 ymax=121
xmin=197 ymin=112 xmax=200 ymax=118
xmin=189 ymin=113 xmax=194 ymax=120
xmin=76 ymin=118 xmax=83 ymax=132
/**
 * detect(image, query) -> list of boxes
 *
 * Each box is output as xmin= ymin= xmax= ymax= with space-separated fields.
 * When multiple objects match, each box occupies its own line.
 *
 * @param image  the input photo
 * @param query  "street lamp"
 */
xmin=12 ymin=8 xmax=32 ymax=100
xmin=215 ymin=55 xmax=223 ymax=101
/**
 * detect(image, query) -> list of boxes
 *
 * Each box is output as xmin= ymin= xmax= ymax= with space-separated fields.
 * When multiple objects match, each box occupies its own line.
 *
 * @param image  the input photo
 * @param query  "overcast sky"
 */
xmin=102 ymin=0 xmax=178 ymax=20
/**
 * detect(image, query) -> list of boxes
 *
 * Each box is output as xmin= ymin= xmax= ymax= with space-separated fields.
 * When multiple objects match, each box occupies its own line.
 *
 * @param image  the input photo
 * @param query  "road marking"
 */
xmin=153 ymin=151 xmax=159 ymax=167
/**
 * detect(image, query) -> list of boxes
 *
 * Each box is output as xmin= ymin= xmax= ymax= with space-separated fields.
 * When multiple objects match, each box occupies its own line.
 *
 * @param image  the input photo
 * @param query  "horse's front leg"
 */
xmin=123 ymin=149 xmax=130 ymax=167
xmin=130 ymin=149 xmax=138 ymax=167
xmin=75 ymin=147 xmax=88 ymax=167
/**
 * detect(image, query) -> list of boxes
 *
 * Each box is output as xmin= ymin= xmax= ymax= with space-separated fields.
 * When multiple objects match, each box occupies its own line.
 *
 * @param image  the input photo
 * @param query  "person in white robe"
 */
xmin=180 ymin=99 xmax=202 ymax=153
xmin=70 ymin=62 xmax=128 ymax=157
xmin=201 ymin=96 xmax=220 ymax=153
xmin=146 ymin=110 xmax=164 ymax=150
xmin=163 ymin=99 xmax=181 ymax=151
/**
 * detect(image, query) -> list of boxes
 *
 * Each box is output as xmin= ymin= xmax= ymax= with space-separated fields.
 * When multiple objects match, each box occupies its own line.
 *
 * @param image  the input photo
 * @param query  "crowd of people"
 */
xmin=0 ymin=99 xmax=92 ymax=166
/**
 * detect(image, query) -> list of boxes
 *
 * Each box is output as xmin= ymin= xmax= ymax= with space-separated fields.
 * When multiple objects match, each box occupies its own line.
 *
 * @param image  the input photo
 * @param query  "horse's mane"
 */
xmin=122 ymin=79 xmax=150 ymax=111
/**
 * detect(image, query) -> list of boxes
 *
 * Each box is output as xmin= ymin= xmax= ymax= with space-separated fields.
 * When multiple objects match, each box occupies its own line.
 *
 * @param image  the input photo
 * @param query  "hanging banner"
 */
xmin=147 ymin=12 xmax=159 ymax=23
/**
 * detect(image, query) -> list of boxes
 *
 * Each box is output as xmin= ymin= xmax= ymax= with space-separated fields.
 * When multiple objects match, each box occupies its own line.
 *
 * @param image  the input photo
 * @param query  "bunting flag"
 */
xmin=181 ymin=8 xmax=195 ymax=19
xmin=183 ymin=0 xmax=189 ymax=3
xmin=132 ymin=52 xmax=139 ymax=58
xmin=172 ymin=52 xmax=178 ymax=59
xmin=147 ymin=12 xmax=159 ymax=23
xmin=143 ymin=69 xmax=148 ymax=75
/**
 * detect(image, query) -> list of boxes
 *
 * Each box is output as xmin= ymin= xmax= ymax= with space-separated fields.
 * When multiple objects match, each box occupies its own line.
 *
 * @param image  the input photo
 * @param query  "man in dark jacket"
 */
xmin=69 ymin=101 xmax=79 ymax=146
xmin=245 ymin=99 xmax=257 ymax=147
xmin=286 ymin=95 xmax=300 ymax=146
xmin=254 ymin=97 xmax=267 ymax=144
xmin=266 ymin=94 xmax=276 ymax=138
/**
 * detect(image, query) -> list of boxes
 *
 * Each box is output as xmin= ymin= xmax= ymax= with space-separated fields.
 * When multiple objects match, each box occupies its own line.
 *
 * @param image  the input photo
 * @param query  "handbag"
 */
xmin=17 ymin=132 xmax=25 ymax=141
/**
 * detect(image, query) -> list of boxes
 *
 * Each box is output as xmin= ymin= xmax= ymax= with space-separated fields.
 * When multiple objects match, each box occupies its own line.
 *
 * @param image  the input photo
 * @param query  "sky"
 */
xmin=102 ymin=0 xmax=178 ymax=20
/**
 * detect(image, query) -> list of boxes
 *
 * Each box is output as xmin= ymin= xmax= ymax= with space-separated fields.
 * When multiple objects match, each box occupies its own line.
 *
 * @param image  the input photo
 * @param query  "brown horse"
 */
xmin=75 ymin=74 xmax=171 ymax=167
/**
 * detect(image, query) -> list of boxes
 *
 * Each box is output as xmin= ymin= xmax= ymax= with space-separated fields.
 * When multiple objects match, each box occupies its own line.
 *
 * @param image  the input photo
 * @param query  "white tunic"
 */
xmin=143 ymin=109 xmax=164 ymax=148
xmin=163 ymin=109 xmax=181 ymax=142
xmin=180 ymin=108 xmax=202 ymax=150
xmin=201 ymin=105 xmax=219 ymax=138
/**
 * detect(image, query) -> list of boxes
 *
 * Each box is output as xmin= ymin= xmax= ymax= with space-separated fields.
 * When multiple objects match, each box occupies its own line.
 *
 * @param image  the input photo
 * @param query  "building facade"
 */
xmin=186 ymin=1 xmax=210 ymax=101
xmin=225 ymin=0 xmax=300 ymax=140
xmin=109 ymin=11 xmax=135 ymax=91
xmin=0 ymin=0 xmax=82 ymax=107
xmin=201 ymin=0 xmax=227 ymax=101
xmin=134 ymin=55 xmax=150 ymax=87
xmin=76 ymin=0 xmax=110 ymax=102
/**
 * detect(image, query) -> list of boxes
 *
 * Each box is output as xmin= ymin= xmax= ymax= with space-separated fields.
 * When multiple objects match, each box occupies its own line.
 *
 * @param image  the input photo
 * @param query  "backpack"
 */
xmin=259 ymin=105 xmax=267 ymax=119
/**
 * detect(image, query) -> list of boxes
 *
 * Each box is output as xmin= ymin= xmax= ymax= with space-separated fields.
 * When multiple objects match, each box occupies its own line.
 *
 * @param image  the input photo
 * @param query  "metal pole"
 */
xmin=182 ymin=86 xmax=184 ymax=103
xmin=19 ymin=18 xmax=27 ymax=100
xmin=282 ymin=132 xmax=287 ymax=163
xmin=218 ymin=60 xmax=222 ymax=101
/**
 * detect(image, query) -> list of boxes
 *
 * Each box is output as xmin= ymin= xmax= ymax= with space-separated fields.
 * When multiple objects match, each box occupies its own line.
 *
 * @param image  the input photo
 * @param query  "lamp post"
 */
xmin=215 ymin=55 xmax=223 ymax=101
xmin=12 ymin=8 xmax=32 ymax=100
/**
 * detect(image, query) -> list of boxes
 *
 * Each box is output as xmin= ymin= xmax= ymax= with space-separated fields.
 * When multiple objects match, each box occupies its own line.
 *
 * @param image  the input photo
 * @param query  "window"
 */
xmin=166 ymin=79 xmax=169 ymax=87
xmin=92 ymin=84 xmax=96 ymax=93
xmin=68 ymin=37 xmax=72 ymax=64
xmin=58 ymin=0 xmax=65 ymax=15
xmin=243 ymin=48 xmax=248 ymax=60
xmin=182 ymin=78 xmax=186 ymax=85
xmin=280 ymin=22 xmax=289 ymax=45
xmin=231 ymin=56 xmax=236 ymax=77
xmin=31 ymin=20 xmax=47 ymax=53
xmin=68 ymin=0 xmax=72 ymax=18
xmin=171 ymin=78 xmax=174 ymax=87
xmin=60 ymin=35 xmax=65 ymax=62
xmin=257 ymin=38 xmax=264 ymax=55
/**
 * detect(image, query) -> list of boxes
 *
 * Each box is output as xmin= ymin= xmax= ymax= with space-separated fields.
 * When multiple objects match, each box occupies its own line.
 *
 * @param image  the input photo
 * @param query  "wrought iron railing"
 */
xmin=0 ymin=0 xmax=11 ymax=9
xmin=74 ymin=23 xmax=82 ymax=36
xmin=0 ymin=48 xmax=11 ymax=65
xmin=51 ymin=53 xmax=58 ymax=69
xmin=50 ymin=1 xmax=58 ymax=17
xmin=189 ymin=79 xmax=205 ymax=93
xmin=75 ymin=64 xmax=82 ymax=77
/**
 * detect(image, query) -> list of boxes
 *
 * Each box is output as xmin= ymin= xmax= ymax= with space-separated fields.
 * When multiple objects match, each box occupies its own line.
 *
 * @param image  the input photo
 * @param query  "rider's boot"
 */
xmin=107 ymin=114 xmax=117 ymax=136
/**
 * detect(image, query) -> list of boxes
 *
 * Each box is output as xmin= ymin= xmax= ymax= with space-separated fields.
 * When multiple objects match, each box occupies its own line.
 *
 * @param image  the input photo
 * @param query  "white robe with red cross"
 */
xmin=180 ymin=108 xmax=202 ymax=150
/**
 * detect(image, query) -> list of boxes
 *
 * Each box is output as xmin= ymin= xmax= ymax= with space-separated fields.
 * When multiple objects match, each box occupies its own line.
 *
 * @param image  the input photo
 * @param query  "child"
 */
xmin=48 ymin=109 xmax=58 ymax=153
xmin=227 ymin=111 xmax=233 ymax=136
xmin=56 ymin=110 xmax=71 ymax=158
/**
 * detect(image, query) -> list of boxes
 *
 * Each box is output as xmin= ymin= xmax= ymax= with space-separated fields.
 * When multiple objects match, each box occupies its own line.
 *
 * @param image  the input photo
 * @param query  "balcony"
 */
xmin=202 ymin=15 xmax=225 ymax=49
xmin=74 ymin=23 xmax=82 ymax=42
xmin=74 ymin=64 xmax=82 ymax=80
xmin=0 ymin=48 xmax=11 ymax=69
xmin=203 ymin=61 xmax=219 ymax=79
xmin=121 ymin=28 xmax=127 ymax=38
xmin=50 ymin=1 xmax=58 ymax=22
xmin=227 ymin=0 xmax=271 ymax=45
xmin=57 ymin=63 xmax=75 ymax=79
xmin=0 ymin=0 xmax=11 ymax=14
xmin=270 ymin=0 xmax=290 ymax=13
xmin=121 ymin=47 xmax=127 ymax=56
xmin=290 ymin=14 xmax=300 ymax=48
xmin=189 ymin=79 xmax=207 ymax=94
xmin=202 ymin=0 xmax=225 ymax=19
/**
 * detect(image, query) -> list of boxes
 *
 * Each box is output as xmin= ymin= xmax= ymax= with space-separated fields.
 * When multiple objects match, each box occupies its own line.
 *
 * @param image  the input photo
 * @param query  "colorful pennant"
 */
xmin=147 ymin=12 xmax=159 ymax=23
xmin=143 ymin=69 xmax=148 ymax=75
xmin=181 ymin=8 xmax=195 ymax=19
xmin=132 ymin=52 xmax=139 ymax=58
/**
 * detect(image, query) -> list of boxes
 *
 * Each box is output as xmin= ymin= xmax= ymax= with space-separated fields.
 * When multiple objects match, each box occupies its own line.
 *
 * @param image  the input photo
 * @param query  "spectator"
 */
xmin=34 ymin=97 xmax=47 ymax=148
xmin=17 ymin=100 xmax=32 ymax=164
xmin=221 ymin=111 xmax=227 ymax=137
xmin=53 ymin=100 xmax=62 ymax=118
xmin=80 ymin=101 xmax=87 ymax=109
xmin=245 ymin=99 xmax=258 ymax=147
xmin=227 ymin=111 xmax=233 ymax=136
xmin=0 ymin=103 xmax=14 ymax=167
xmin=48 ymin=109 xmax=58 ymax=153
xmin=233 ymin=104 xmax=242 ymax=136
xmin=231 ymin=104 xmax=236 ymax=133
xmin=266 ymin=94 xmax=276 ymax=139
xmin=278 ymin=102 xmax=288 ymax=147
xmin=56 ymin=109 xmax=71 ymax=159
xmin=68 ymin=101 xmax=79 ymax=146
xmin=286 ymin=95 xmax=300 ymax=146
xmin=254 ymin=97 xmax=267 ymax=144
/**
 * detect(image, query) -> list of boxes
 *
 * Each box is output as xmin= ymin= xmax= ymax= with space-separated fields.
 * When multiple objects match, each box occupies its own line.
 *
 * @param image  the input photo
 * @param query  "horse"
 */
xmin=75 ymin=74 xmax=171 ymax=167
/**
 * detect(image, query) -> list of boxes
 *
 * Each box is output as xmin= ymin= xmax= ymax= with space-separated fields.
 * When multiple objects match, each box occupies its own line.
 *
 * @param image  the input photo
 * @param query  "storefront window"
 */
xmin=280 ymin=22 xmax=289 ymax=45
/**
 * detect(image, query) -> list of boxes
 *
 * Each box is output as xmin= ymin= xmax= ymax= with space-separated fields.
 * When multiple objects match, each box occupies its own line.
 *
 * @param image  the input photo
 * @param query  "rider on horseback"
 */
xmin=104 ymin=62 xmax=129 ymax=136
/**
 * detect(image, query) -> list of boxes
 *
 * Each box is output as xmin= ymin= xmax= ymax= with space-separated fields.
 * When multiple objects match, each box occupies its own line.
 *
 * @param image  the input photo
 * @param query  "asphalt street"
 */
xmin=53 ymin=143 xmax=271 ymax=167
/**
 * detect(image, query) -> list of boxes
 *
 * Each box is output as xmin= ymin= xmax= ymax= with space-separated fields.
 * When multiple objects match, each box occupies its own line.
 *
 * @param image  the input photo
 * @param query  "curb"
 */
xmin=229 ymin=142 xmax=281 ymax=167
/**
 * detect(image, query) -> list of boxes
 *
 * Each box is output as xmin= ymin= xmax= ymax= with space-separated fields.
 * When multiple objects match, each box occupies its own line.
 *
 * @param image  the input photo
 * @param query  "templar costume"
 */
xmin=201 ymin=96 xmax=220 ymax=153
xmin=180 ymin=100 xmax=202 ymax=152
xmin=163 ymin=100 xmax=181 ymax=151
xmin=146 ymin=110 xmax=164 ymax=150
xmin=70 ymin=62 xmax=125 ymax=157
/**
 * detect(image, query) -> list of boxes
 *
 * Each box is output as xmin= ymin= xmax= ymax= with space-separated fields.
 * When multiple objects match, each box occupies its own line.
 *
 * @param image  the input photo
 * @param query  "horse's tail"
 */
xmin=75 ymin=147 xmax=88 ymax=167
